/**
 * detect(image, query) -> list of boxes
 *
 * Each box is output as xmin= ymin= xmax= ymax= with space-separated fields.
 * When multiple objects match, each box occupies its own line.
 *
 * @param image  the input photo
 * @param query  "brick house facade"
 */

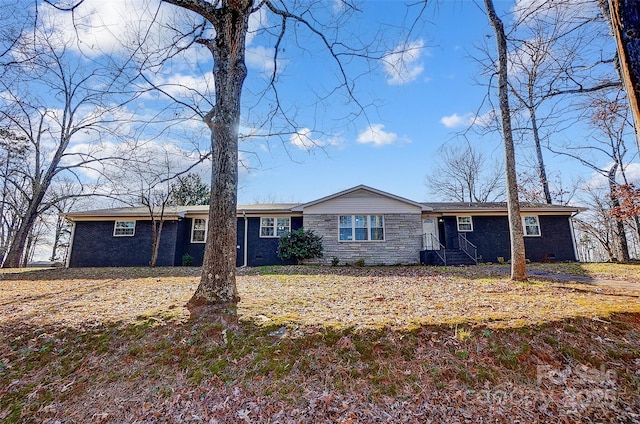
xmin=65 ymin=185 xmax=582 ymax=267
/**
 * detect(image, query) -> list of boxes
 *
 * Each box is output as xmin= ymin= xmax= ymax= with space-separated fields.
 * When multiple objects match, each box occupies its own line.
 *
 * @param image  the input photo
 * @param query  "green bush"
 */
xmin=277 ymin=228 xmax=323 ymax=264
xmin=182 ymin=253 xmax=194 ymax=266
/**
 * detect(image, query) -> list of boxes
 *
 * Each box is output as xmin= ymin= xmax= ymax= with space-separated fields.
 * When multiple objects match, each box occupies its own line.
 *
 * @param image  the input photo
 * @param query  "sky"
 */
xmin=6 ymin=0 xmax=640 ymax=209
xmin=224 ymin=0 xmax=636 ymax=205
xmin=236 ymin=1 xmax=508 ymax=204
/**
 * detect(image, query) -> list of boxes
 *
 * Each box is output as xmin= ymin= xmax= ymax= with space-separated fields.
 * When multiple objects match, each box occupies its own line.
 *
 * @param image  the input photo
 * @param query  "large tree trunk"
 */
xmin=484 ymin=0 xmax=528 ymax=281
xmin=163 ymin=0 xmax=252 ymax=306
xmin=607 ymin=0 xmax=640 ymax=150
xmin=2 ymin=186 xmax=45 ymax=268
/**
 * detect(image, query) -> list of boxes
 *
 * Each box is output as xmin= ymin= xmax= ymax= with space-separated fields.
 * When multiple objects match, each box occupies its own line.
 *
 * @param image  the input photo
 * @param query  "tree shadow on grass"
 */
xmin=2 ymin=309 xmax=640 ymax=423
xmin=0 ymin=266 xmax=202 ymax=281
xmin=0 ymin=262 xmax=621 ymax=283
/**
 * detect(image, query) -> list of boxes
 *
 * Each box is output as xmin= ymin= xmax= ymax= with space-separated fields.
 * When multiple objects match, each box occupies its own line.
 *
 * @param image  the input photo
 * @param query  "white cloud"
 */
xmin=37 ymin=0 xmax=162 ymax=57
xmin=440 ymin=111 xmax=496 ymax=129
xmin=357 ymin=124 xmax=399 ymax=146
xmin=383 ymin=39 xmax=426 ymax=85
xmin=332 ymin=0 xmax=346 ymax=13
xmin=440 ymin=113 xmax=472 ymax=129
xmin=290 ymin=128 xmax=318 ymax=151
xmin=471 ymin=110 xmax=497 ymax=128
xmin=143 ymin=72 xmax=215 ymax=100
xmin=246 ymin=45 xmax=288 ymax=75
xmin=289 ymin=128 xmax=344 ymax=151
xmin=512 ymin=0 xmax=598 ymax=26
xmin=584 ymin=162 xmax=640 ymax=191
xmin=247 ymin=6 xmax=268 ymax=46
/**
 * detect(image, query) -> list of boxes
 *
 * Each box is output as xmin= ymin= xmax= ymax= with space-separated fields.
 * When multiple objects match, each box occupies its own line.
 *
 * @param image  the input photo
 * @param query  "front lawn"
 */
xmin=1 ymin=263 xmax=639 ymax=422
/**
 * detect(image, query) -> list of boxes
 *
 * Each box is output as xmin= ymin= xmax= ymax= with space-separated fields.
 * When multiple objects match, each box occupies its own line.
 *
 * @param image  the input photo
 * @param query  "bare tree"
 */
xmin=0 ymin=10 xmax=136 ymax=268
xmin=0 ymin=128 xmax=29 ymax=264
xmin=147 ymin=0 xmax=251 ymax=305
xmin=144 ymin=187 xmax=173 ymax=268
xmin=502 ymin=1 xmax=620 ymax=204
xmin=484 ymin=0 xmax=527 ymax=281
xmin=574 ymin=184 xmax=619 ymax=261
xmin=136 ymin=0 xmax=393 ymax=306
xmin=426 ymin=140 xmax=505 ymax=202
xmin=112 ymin=145 xmax=185 ymax=267
xmin=516 ymin=166 xmax=576 ymax=205
xmin=550 ymin=91 xmax=635 ymax=262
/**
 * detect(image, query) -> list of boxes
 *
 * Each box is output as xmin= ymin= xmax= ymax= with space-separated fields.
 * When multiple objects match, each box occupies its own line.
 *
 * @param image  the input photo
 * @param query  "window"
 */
xmin=523 ymin=215 xmax=541 ymax=237
xmin=339 ymin=215 xmax=384 ymax=241
xmin=191 ymin=218 xmax=207 ymax=243
xmin=457 ymin=216 xmax=473 ymax=232
xmin=113 ymin=220 xmax=135 ymax=237
xmin=260 ymin=217 xmax=290 ymax=237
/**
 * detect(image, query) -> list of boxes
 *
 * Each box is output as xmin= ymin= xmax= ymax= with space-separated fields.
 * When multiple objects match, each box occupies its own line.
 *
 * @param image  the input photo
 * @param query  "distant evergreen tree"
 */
xmin=170 ymin=173 xmax=210 ymax=206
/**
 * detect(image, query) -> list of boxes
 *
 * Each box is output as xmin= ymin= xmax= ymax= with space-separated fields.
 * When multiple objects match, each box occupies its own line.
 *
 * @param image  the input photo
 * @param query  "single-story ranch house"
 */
xmin=64 ymin=185 xmax=582 ymax=268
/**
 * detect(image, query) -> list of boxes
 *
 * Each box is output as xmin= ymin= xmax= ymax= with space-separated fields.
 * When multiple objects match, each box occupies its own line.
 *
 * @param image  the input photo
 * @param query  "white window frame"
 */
xmin=191 ymin=218 xmax=207 ymax=243
xmin=113 ymin=220 xmax=136 ymax=237
xmin=523 ymin=215 xmax=541 ymax=237
xmin=260 ymin=217 xmax=291 ymax=238
xmin=456 ymin=216 xmax=473 ymax=232
xmin=339 ymin=215 xmax=385 ymax=242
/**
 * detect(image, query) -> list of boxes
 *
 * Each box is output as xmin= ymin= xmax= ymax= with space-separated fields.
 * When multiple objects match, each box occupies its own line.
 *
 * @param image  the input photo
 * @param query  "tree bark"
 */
xmin=527 ymin=102 xmax=552 ymax=204
xmin=150 ymin=220 xmax=164 ymax=267
xmin=608 ymin=164 xmax=630 ymax=262
xmin=162 ymin=0 xmax=252 ymax=305
xmin=3 ymin=186 xmax=45 ymax=268
xmin=608 ymin=0 xmax=640 ymax=150
xmin=484 ymin=0 xmax=527 ymax=281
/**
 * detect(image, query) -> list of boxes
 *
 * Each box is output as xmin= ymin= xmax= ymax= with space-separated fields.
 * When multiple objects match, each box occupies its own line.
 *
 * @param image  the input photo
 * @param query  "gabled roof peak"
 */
xmin=292 ymin=184 xmax=431 ymax=211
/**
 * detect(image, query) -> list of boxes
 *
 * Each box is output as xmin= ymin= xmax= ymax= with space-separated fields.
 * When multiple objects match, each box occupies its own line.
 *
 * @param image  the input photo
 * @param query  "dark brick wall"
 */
xmin=173 ymin=219 xmax=189 ymax=265
xmin=524 ymin=215 xmax=577 ymax=262
xmin=460 ymin=216 xmax=510 ymax=263
xmin=237 ymin=218 xmax=245 ymax=267
xmin=69 ymin=220 xmax=178 ymax=267
xmin=70 ymin=213 xmax=576 ymax=268
xmin=440 ymin=215 xmax=576 ymax=263
xmin=245 ymin=217 xmax=303 ymax=266
xmin=175 ymin=216 xmax=303 ymax=267
xmin=175 ymin=218 xmax=245 ymax=267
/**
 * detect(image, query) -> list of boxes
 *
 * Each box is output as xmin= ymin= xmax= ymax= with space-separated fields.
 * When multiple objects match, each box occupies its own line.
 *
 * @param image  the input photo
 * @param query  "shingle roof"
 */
xmin=64 ymin=186 xmax=583 ymax=220
xmin=65 ymin=203 xmax=302 ymax=220
xmin=422 ymin=202 xmax=582 ymax=213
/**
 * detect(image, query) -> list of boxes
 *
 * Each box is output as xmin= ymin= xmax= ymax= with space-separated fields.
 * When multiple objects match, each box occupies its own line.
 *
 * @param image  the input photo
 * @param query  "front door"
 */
xmin=422 ymin=217 xmax=439 ymax=250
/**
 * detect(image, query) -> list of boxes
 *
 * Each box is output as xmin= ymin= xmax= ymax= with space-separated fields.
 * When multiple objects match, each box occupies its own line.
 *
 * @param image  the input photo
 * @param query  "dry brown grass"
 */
xmin=1 ymin=263 xmax=640 ymax=423
xmin=1 ymin=264 xmax=639 ymax=331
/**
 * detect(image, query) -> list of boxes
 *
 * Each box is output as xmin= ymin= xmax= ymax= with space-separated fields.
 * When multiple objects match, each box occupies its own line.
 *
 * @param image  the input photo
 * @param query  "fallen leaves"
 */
xmin=1 ymin=264 xmax=640 ymax=423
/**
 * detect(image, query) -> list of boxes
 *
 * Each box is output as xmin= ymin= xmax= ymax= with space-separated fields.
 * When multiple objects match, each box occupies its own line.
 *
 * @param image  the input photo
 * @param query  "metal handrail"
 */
xmin=458 ymin=233 xmax=478 ymax=264
xmin=424 ymin=233 xmax=447 ymax=266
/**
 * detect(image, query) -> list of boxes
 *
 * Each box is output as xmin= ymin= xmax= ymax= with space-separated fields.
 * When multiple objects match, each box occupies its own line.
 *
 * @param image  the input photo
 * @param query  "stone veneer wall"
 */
xmin=304 ymin=213 xmax=422 ymax=265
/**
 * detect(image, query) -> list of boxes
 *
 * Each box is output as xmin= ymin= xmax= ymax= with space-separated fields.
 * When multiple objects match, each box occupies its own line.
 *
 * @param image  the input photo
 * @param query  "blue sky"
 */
xmin=18 ymin=0 xmax=638 ymax=207
xmin=225 ymin=0 xmax=633 ymax=205
xmin=237 ymin=1 xmax=500 ymax=204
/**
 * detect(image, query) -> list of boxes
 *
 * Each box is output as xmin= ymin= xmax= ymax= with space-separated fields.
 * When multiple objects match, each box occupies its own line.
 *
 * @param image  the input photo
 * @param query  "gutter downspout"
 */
xmin=65 ymin=219 xmax=76 ymax=268
xmin=243 ymin=211 xmax=248 ymax=267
